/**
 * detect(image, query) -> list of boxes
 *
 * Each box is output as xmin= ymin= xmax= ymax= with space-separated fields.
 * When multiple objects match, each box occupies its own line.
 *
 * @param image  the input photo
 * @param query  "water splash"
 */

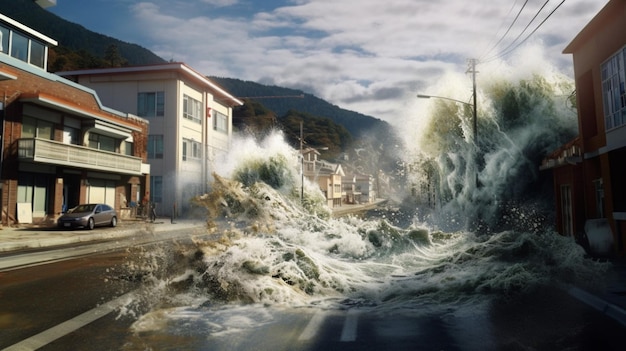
xmin=122 ymin=133 xmax=605 ymax=313
xmin=121 ymin=55 xmax=611 ymax=347
xmin=407 ymin=58 xmax=578 ymax=233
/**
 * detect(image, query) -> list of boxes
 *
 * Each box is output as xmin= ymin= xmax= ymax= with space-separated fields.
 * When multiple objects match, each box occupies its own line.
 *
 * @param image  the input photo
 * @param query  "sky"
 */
xmin=48 ymin=0 xmax=608 ymax=126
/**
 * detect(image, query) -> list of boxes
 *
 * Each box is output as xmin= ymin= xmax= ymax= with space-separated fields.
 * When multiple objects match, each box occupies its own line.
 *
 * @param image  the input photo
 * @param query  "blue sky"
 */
xmin=49 ymin=0 xmax=607 ymax=125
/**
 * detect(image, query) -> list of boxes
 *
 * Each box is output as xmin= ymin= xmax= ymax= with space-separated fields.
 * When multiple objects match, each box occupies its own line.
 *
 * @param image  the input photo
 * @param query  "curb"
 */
xmin=568 ymin=286 xmax=626 ymax=327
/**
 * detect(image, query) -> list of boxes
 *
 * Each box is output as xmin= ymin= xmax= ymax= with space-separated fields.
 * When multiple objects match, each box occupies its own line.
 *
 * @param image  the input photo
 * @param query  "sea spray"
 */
xmin=122 ymin=130 xmax=610 ymax=347
xmin=408 ymin=59 xmax=578 ymax=232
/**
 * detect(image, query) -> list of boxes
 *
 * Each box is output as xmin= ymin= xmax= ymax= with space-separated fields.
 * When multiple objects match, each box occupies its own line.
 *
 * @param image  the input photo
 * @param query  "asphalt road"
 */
xmin=1 ymin=231 xmax=625 ymax=350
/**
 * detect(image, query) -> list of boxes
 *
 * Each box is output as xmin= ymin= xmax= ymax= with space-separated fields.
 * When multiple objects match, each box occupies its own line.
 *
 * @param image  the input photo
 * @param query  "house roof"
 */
xmin=0 ymin=13 xmax=57 ymax=46
xmin=563 ymin=0 xmax=617 ymax=54
xmin=20 ymin=92 xmax=143 ymax=135
xmin=57 ymin=62 xmax=243 ymax=107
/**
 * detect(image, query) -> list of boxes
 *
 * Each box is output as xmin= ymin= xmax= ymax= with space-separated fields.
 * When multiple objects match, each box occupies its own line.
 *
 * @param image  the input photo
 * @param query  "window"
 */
xmin=182 ymin=138 xmax=201 ymax=162
xmin=29 ymin=40 xmax=45 ymax=69
xmin=137 ymin=92 xmax=165 ymax=117
xmin=17 ymin=173 xmax=48 ymax=217
xmin=183 ymin=95 xmax=202 ymax=124
xmin=214 ymin=110 xmax=228 ymax=133
xmin=594 ymin=179 xmax=604 ymax=218
xmin=22 ymin=116 xmax=53 ymax=140
xmin=10 ymin=31 xmax=28 ymax=61
xmin=150 ymin=176 xmax=163 ymax=203
xmin=148 ymin=135 xmax=163 ymax=159
xmin=0 ymin=24 xmax=46 ymax=69
xmin=0 ymin=26 xmax=8 ymax=54
xmin=88 ymin=133 xmax=116 ymax=152
xmin=124 ymin=141 xmax=134 ymax=156
xmin=601 ymin=47 xmax=626 ymax=130
xmin=62 ymin=126 xmax=79 ymax=145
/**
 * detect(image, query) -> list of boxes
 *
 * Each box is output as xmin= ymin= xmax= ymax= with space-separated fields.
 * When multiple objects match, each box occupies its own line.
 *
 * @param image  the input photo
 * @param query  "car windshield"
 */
xmin=72 ymin=204 xmax=95 ymax=213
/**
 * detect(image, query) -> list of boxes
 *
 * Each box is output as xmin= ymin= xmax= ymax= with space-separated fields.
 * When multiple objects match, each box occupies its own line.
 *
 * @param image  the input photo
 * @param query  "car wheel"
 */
xmin=87 ymin=217 xmax=95 ymax=230
xmin=110 ymin=216 xmax=117 ymax=227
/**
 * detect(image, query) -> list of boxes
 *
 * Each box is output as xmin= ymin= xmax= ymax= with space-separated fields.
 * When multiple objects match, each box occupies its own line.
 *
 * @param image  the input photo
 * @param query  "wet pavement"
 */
xmin=1 ymin=215 xmax=626 ymax=332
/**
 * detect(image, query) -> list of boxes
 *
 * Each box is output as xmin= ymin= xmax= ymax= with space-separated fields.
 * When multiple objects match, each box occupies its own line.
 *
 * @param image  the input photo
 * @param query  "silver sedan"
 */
xmin=57 ymin=204 xmax=118 ymax=230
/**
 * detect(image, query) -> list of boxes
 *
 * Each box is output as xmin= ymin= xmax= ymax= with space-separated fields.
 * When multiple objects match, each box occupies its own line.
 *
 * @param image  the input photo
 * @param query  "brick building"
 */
xmin=0 ymin=12 xmax=150 ymax=225
xmin=542 ymin=0 xmax=626 ymax=256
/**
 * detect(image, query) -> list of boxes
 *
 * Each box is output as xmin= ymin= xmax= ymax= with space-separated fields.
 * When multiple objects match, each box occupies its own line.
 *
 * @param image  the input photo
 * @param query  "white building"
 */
xmin=59 ymin=63 xmax=242 ymax=216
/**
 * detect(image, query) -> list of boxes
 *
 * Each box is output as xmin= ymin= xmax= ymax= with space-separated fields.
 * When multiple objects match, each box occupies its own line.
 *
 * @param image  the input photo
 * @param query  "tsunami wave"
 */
xmin=122 ymin=57 xmax=611 ymax=339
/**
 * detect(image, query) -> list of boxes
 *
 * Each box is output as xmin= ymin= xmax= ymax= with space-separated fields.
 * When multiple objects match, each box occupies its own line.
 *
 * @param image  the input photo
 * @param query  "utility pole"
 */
xmin=466 ymin=58 xmax=478 ymax=143
xmin=300 ymin=121 xmax=304 ymax=204
xmin=467 ymin=58 xmax=480 ymax=187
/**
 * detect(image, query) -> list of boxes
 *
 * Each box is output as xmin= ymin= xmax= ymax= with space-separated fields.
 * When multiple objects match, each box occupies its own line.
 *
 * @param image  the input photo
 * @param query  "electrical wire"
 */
xmin=482 ymin=0 xmax=567 ymax=63
xmin=479 ymin=0 xmax=528 ymax=61
xmin=495 ymin=0 xmax=552 ymax=58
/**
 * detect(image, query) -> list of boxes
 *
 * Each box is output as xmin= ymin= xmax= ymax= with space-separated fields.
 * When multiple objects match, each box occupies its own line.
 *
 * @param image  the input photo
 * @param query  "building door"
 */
xmin=17 ymin=173 xmax=50 ymax=221
xmin=62 ymin=174 xmax=81 ymax=212
xmin=561 ymin=184 xmax=573 ymax=237
xmin=87 ymin=179 xmax=116 ymax=207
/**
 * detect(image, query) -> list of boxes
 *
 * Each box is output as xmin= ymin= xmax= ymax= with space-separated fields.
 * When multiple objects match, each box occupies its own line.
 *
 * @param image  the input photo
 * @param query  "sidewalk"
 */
xmin=0 ymin=218 xmax=207 ymax=253
xmin=332 ymin=198 xmax=389 ymax=217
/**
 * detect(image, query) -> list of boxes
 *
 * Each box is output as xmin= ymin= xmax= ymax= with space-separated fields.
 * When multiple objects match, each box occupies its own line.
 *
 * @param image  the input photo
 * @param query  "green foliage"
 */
xmin=232 ymin=100 xmax=278 ymax=139
xmin=281 ymin=110 xmax=353 ymax=159
xmin=211 ymin=77 xmax=386 ymax=139
xmin=0 ymin=0 xmax=165 ymax=69
xmin=233 ymin=155 xmax=294 ymax=190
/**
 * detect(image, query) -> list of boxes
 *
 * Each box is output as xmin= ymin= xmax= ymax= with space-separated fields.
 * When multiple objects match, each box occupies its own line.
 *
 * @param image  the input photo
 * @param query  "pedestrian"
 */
xmin=142 ymin=192 xmax=150 ymax=218
xmin=171 ymin=202 xmax=177 ymax=224
xmin=150 ymin=202 xmax=157 ymax=223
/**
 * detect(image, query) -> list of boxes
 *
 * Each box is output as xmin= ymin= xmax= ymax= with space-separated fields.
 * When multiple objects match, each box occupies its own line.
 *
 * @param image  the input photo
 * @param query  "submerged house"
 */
xmin=542 ymin=0 xmax=626 ymax=256
xmin=0 ymin=12 xmax=150 ymax=225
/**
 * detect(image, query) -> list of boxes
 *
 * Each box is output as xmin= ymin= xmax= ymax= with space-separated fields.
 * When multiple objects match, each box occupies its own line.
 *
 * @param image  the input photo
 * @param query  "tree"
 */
xmin=104 ymin=44 xmax=127 ymax=68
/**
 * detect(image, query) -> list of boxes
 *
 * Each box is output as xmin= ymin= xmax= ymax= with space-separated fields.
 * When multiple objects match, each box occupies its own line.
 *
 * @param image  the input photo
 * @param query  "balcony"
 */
xmin=18 ymin=138 xmax=144 ymax=175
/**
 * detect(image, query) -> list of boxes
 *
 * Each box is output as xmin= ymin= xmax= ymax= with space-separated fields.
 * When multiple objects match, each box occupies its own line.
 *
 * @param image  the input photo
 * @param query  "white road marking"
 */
xmin=2 ymin=291 xmax=135 ymax=351
xmin=298 ymin=309 xmax=328 ymax=341
xmin=340 ymin=309 xmax=359 ymax=342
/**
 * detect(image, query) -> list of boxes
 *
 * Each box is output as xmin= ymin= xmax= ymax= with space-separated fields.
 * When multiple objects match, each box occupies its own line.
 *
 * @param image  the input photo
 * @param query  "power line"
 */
xmin=495 ymin=0 xmax=552 ymax=58
xmin=480 ymin=0 xmax=529 ymax=61
xmin=237 ymin=94 xmax=304 ymax=99
xmin=482 ymin=0 xmax=566 ymax=63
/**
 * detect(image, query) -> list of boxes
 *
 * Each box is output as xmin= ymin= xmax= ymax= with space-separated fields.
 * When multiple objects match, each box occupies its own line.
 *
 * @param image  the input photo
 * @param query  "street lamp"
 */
xmin=417 ymin=93 xmax=480 ymax=187
xmin=416 ymin=94 xmax=477 ymax=143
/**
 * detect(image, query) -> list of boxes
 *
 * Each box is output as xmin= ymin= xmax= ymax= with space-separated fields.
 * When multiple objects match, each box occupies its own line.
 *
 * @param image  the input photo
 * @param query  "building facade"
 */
xmin=58 ymin=64 xmax=242 ymax=216
xmin=302 ymin=148 xmax=344 ymax=207
xmin=0 ymin=12 xmax=150 ymax=225
xmin=543 ymin=0 xmax=626 ymax=256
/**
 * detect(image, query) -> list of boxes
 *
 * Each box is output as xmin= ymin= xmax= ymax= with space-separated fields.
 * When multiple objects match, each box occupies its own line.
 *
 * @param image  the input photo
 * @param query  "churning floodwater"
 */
xmin=118 ymin=57 xmax=611 ymax=350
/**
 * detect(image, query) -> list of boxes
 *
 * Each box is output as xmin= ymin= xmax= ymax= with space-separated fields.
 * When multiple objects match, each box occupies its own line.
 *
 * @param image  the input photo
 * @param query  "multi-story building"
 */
xmin=542 ymin=0 xmax=626 ymax=256
xmin=302 ymin=148 xmax=344 ymax=207
xmin=58 ymin=63 xmax=242 ymax=216
xmin=0 ymin=12 xmax=150 ymax=225
xmin=342 ymin=172 xmax=374 ymax=205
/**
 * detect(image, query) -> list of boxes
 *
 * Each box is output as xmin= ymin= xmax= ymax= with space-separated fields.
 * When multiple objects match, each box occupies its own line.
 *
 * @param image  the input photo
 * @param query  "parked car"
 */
xmin=57 ymin=204 xmax=118 ymax=230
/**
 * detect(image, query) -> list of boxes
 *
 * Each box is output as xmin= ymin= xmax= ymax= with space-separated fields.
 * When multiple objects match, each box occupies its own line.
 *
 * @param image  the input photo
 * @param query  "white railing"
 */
xmin=18 ymin=138 xmax=143 ymax=175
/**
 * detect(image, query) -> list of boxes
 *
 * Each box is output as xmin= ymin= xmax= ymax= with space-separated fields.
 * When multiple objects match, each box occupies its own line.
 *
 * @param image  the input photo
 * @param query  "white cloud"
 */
xmin=123 ymin=0 xmax=607 ymax=125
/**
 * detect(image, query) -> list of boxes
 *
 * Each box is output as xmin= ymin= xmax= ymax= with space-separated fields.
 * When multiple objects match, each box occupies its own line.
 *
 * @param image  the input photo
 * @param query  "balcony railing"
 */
xmin=18 ymin=138 xmax=144 ymax=175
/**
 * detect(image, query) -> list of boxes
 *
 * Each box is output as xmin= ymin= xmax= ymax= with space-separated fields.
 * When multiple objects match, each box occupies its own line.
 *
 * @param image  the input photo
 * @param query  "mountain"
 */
xmin=0 ymin=0 xmax=165 ymax=66
xmin=0 ymin=2 xmax=405 ymax=186
xmin=211 ymin=77 xmax=389 ymax=139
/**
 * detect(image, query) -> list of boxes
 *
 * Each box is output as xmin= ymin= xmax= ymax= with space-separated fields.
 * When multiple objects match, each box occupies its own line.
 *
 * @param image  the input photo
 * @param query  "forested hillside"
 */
xmin=0 ymin=0 xmax=165 ymax=69
xmin=0 ymin=1 xmax=405 ymax=184
xmin=211 ymin=77 xmax=387 ymax=139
